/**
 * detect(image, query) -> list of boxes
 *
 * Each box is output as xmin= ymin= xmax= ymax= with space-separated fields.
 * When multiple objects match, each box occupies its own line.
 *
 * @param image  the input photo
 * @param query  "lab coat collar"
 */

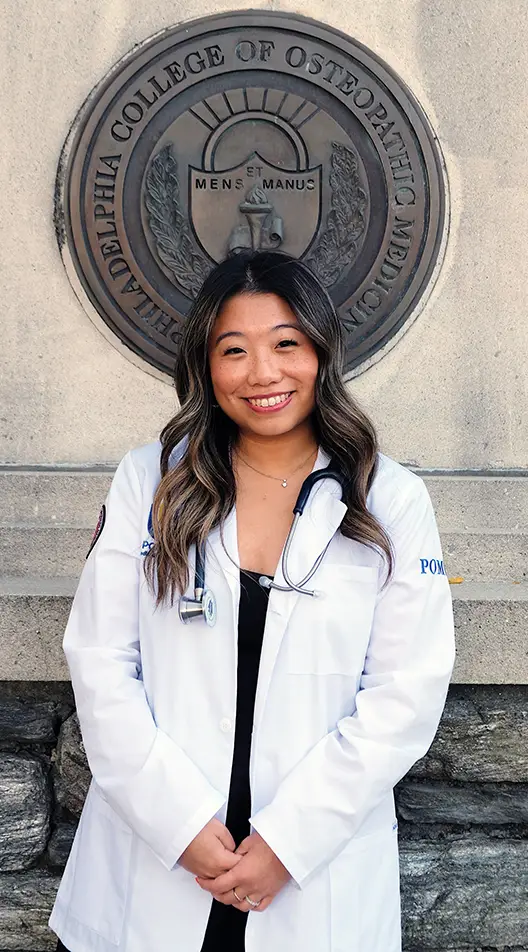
xmin=180 ymin=444 xmax=348 ymax=674
xmin=205 ymin=447 xmax=347 ymax=596
xmin=205 ymin=506 xmax=240 ymax=636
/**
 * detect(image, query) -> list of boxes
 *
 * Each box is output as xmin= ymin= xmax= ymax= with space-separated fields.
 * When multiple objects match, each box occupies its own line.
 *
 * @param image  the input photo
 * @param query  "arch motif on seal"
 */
xmin=143 ymin=89 xmax=368 ymax=282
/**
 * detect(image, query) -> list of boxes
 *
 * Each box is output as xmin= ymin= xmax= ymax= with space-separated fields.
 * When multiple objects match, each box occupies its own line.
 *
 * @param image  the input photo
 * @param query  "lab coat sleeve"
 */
xmin=250 ymin=477 xmax=455 ymax=888
xmin=63 ymin=451 xmax=226 ymax=870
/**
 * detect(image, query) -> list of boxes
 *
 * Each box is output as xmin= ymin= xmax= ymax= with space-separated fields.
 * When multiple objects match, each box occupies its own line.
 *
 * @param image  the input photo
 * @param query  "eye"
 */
xmin=277 ymin=338 xmax=299 ymax=348
xmin=223 ymin=345 xmax=246 ymax=356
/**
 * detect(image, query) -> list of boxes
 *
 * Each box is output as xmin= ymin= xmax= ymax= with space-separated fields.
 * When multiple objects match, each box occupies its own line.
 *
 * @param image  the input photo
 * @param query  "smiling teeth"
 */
xmin=248 ymin=393 xmax=291 ymax=407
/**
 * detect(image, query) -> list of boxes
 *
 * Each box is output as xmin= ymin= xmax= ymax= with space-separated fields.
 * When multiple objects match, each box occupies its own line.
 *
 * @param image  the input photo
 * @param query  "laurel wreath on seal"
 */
xmin=144 ymin=144 xmax=209 ymax=297
xmin=305 ymin=142 xmax=367 ymax=288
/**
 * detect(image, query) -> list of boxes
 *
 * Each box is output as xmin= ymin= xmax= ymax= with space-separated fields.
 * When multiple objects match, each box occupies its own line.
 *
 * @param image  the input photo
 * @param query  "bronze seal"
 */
xmin=59 ymin=12 xmax=446 ymax=377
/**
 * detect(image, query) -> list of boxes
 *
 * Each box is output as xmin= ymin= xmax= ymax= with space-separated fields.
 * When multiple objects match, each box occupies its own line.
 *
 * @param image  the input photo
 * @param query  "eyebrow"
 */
xmin=214 ymin=323 xmax=300 ymax=347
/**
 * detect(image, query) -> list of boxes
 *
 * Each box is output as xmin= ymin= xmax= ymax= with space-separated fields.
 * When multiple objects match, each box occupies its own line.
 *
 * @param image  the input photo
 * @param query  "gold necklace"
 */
xmin=235 ymin=446 xmax=318 ymax=488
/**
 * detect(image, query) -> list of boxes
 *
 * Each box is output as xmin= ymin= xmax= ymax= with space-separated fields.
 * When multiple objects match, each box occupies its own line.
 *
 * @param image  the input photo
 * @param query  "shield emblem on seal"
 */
xmin=189 ymin=153 xmax=322 ymax=262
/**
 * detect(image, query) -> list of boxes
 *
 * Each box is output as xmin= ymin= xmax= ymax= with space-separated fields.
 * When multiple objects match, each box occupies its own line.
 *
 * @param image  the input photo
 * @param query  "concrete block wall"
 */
xmin=1 ymin=470 xmax=527 ymax=684
xmin=0 ymin=0 xmax=527 ymax=469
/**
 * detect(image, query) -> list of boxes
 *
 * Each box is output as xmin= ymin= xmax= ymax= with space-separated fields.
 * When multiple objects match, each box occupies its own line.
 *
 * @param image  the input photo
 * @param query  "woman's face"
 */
xmin=208 ymin=292 xmax=319 ymax=438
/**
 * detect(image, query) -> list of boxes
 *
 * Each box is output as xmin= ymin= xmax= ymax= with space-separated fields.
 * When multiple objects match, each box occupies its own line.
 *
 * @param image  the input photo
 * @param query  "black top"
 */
xmin=200 ymin=570 xmax=270 ymax=951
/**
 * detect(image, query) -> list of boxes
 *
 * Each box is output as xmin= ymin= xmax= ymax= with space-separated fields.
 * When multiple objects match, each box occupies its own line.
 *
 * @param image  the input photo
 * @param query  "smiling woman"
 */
xmin=209 ymin=292 xmax=318 ymax=425
xmin=49 ymin=250 xmax=454 ymax=952
xmin=146 ymin=250 xmax=394 ymax=600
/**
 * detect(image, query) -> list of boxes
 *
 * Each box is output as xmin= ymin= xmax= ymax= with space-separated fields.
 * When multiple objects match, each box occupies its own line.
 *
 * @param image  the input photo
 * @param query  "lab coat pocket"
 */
xmin=68 ymin=785 xmax=133 ymax=944
xmin=286 ymin=564 xmax=378 ymax=675
xmin=329 ymin=825 xmax=400 ymax=952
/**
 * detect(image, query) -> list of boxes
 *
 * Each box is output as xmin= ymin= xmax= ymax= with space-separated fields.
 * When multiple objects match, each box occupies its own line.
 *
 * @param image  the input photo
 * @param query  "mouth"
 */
xmin=243 ymin=391 xmax=294 ymax=413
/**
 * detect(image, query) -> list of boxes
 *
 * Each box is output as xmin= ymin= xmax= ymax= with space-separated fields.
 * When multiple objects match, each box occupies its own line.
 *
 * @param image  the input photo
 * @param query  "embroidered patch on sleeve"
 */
xmin=86 ymin=504 xmax=106 ymax=559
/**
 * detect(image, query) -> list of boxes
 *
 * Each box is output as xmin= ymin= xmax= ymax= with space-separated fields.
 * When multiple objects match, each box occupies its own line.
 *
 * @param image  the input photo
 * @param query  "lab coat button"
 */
xmin=220 ymin=718 xmax=233 ymax=733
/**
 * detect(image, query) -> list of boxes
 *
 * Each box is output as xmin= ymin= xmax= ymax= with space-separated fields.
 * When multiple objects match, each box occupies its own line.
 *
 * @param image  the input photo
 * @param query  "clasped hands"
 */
xmin=179 ymin=818 xmax=290 ymax=913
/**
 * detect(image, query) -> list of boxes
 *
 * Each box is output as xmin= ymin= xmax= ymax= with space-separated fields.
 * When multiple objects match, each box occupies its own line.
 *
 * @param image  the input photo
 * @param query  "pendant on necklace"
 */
xmin=282 ymin=479 xmax=288 ymax=488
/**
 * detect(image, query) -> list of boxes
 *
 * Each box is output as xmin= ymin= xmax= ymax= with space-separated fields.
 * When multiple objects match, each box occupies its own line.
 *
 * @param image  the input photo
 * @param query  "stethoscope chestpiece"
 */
xmin=178 ymin=588 xmax=217 ymax=627
xmin=178 ymin=541 xmax=216 ymax=627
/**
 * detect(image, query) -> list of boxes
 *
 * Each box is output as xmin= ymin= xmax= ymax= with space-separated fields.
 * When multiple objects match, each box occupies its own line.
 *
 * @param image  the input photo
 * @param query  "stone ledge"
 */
xmin=441 ymin=531 xmax=528 ymax=582
xmin=0 ymin=529 xmax=88 ymax=578
xmin=423 ymin=474 xmax=528 ymax=533
xmin=3 ymin=526 xmax=527 ymax=582
xmin=0 ymin=472 xmax=113 ymax=528
xmin=0 ymin=581 xmax=74 ymax=680
xmin=452 ymin=581 xmax=528 ymax=682
xmin=1 ymin=471 xmax=527 ymax=533
xmin=1 ymin=578 xmax=527 ymax=682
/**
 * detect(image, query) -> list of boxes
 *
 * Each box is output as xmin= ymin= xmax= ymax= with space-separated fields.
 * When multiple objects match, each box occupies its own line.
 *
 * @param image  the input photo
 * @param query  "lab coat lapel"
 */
xmin=206 ymin=506 xmax=240 ymax=633
xmin=252 ymin=455 xmax=347 ymax=742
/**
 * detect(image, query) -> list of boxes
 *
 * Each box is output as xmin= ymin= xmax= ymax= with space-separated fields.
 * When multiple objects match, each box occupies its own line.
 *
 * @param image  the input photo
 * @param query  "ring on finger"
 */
xmin=245 ymin=895 xmax=261 ymax=908
xmin=233 ymin=889 xmax=244 ymax=903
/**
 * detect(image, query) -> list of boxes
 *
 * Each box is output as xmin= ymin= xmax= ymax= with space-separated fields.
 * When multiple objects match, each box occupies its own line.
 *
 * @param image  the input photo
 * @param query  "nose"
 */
xmin=246 ymin=348 xmax=283 ymax=388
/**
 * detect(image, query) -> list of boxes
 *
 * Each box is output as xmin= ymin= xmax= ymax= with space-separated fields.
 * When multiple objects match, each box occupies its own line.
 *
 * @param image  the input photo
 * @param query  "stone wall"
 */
xmin=0 ymin=681 xmax=526 ymax=951
xmin=1 ymin=0 xmax=526 ymax=948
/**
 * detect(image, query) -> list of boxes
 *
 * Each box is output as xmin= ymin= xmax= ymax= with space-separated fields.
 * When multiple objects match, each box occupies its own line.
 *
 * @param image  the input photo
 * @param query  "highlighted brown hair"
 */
xmin=145 ymin=250 xmax=393 ymax=605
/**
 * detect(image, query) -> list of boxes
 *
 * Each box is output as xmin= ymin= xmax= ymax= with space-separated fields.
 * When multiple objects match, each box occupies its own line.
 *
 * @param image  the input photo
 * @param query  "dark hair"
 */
xmin=145 ymin=250 xmax=393 ymax=604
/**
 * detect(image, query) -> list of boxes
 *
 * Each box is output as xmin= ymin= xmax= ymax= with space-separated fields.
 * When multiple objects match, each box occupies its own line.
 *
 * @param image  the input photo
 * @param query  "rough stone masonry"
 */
xmin=0 ymin=681 xmax=526 ymax=951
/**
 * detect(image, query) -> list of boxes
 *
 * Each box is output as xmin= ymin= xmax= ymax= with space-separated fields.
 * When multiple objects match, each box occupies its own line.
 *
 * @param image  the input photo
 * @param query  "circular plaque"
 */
xmin=59 ymin=11 xmax=447 ymax=378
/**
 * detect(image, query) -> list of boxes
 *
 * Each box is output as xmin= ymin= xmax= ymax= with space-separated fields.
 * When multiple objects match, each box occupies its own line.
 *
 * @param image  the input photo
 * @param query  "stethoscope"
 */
xmin=178 ymin=463 xmax=345 ymax=627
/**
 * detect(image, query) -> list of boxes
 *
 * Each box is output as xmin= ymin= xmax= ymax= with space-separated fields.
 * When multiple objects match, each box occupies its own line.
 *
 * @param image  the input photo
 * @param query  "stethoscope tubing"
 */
xmin=179 ymin=463 xmax=345 ymax=622
xmin=258 ymin=512 xmax=332 ymax=596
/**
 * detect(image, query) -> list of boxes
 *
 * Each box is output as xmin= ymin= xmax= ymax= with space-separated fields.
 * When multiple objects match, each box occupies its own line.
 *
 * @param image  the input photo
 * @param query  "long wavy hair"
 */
xmin=145 ymin=250 xmax=393 ymax=604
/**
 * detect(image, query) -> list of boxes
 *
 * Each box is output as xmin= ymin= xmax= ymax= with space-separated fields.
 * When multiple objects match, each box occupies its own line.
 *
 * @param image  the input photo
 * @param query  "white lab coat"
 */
xmin=50 ymin=440 xmax=455 ymax=952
